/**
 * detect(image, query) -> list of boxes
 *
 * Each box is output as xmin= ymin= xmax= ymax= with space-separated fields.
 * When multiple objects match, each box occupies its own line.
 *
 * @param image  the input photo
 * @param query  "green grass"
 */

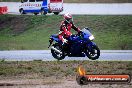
xmin=1 ymin=0 xmax=132 ymax=3
xmin=0 ymin=15 xmax=132 ymax=50
xmin=0 ymin=61 xmax=132 ymax=79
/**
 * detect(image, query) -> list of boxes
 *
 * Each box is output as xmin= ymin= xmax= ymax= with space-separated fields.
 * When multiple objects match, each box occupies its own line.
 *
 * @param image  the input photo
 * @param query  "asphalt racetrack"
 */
xmin=0 ymin=50 xmax=132 ymax=61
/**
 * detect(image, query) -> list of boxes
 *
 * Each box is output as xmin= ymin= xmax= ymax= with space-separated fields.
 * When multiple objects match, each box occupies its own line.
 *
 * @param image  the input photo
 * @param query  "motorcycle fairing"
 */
xmin=69 ymin=42 xmax=85 ymax=57
xmin=50 ymin=34 xmax=61 ymax=42
xmin=86 ymin=41 xmax=96 ymax=52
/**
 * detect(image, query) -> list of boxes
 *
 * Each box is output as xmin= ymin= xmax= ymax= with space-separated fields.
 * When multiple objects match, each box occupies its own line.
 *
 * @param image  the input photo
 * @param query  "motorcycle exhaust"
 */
xmin=51 ymin=46 xmax=62 ymax=54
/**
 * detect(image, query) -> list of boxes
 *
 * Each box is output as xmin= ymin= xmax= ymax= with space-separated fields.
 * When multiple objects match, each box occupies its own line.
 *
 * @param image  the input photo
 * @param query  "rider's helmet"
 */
xmin=63 ymin=13 xmax=73 ymax=23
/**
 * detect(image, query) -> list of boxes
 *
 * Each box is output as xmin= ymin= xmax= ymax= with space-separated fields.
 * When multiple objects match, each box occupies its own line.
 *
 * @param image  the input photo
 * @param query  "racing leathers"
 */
xmin=58 ymin=20 xmax=81 ymax=43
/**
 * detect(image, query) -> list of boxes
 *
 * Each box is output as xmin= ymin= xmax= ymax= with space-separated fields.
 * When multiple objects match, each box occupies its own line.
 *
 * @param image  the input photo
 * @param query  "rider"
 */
xmin=58 ymin=13 xmax=81 ymax=44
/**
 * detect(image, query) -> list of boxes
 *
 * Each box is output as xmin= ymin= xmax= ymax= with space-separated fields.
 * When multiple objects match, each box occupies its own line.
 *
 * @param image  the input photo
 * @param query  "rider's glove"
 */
xmin=62 ymin=39 xmax=68 ymax=46
xmin=63 ymin=39 xmax=68 ymax=44
xmin=78 ymin=30 xmax=83 ymax=36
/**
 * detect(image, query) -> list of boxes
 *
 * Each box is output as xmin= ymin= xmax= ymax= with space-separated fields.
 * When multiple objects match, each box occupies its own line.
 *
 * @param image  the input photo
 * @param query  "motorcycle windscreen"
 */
xmin=81 ymin=28 xmax=92 ymax=40
xmin=81 ymin=28 xmax=92 ymax=36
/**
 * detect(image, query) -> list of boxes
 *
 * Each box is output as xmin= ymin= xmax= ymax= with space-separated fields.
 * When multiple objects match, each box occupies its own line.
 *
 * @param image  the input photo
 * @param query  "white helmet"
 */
xmin=63 ymin=13 xmax=73 ymax=23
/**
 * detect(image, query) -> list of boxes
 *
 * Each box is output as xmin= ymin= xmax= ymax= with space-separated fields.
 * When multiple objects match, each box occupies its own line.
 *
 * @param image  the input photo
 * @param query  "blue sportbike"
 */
xmin=48 ymin=27 xmax=100 ymax=60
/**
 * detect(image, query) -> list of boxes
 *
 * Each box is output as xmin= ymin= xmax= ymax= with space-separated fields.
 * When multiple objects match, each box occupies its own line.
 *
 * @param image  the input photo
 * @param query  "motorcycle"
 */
xmin=48 ymin=27 xmax=100 ymax=60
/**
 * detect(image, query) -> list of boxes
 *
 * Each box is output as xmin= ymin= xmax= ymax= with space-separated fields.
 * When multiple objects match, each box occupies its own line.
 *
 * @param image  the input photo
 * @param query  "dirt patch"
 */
xmin=0 ymin=78 xmax=132 ymax=88
xmin=10 ymin=17 xmax=28 ymax=34
xmin=0 ymin=16 xmax=28 ymax=35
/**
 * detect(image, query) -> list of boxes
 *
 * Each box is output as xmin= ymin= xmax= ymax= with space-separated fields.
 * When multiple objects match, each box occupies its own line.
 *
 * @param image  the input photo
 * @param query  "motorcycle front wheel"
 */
xmin=85 ymin=45 xmax=100 ymax=60
xmin=51 ymin=44 xmax=65 ymax=60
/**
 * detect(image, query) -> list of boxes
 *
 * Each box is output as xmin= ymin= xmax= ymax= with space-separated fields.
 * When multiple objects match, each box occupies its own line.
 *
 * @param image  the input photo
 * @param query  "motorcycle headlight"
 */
xmin=89 ymin=35 xmax=94 ymax=40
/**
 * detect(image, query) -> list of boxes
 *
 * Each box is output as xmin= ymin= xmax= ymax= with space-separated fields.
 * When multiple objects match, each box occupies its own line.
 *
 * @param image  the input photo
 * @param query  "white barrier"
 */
xmin=62 ymin=3 xmax=132 ymax=15
xmin=0 ymin=2 xmax=132 ymax=15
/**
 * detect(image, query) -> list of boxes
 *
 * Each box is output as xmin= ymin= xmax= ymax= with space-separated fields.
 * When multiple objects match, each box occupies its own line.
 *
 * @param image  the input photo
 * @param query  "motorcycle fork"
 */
xmin=48 ymin=38 xmax=53 ymax=48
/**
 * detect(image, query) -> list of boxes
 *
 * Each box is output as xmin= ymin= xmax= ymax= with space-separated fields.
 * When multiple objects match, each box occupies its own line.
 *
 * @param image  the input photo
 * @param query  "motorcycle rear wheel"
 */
xmin=85 ymin=45 xmax=100 ymax=60
xmin=51 ymin=44 xmax=65 ymax=60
